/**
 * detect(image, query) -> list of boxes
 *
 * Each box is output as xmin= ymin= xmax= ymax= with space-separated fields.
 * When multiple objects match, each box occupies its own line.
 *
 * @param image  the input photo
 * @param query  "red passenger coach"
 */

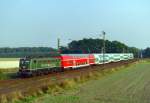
xmin=60 ymin=54 xmax=95 ymax=69
xmin=60 ymin=55 xmax=74 ymax=69
xmin=88 ymin=54 xmax=95 ymax=65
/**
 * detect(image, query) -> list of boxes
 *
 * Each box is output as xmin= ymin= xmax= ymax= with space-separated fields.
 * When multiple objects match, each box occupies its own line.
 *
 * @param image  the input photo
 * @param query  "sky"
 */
xmin=0 ymin=0 xmax=150 ymax=49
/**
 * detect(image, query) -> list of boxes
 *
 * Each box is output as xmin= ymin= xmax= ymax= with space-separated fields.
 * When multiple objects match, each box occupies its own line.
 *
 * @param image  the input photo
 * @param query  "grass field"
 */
xmin=0 ymin=58 xmax=19 ymax=69
xmin=0 ymin=58 xmax=19 ymax=61
xmin=0 ymin=58 xmax=19 ymax=80
xmin=19 ymin=60 xmax=150 ymax=103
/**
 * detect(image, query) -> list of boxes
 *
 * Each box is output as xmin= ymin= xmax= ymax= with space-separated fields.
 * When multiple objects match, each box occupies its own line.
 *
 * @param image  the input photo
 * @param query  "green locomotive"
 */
xmin=18 ymin=57 xmax=62 ymax=76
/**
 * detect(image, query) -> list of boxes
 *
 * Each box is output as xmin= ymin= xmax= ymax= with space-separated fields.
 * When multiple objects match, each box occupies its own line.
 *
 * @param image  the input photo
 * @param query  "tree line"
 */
xmin=60 ymin=38 xmax=140 ymax=57
xmin=0 ymin=47 xmax=59 ymax=58
xmin=142 ymin=48 xmax=150 ymax=58
xmin=0 ymin=38 xmax=148 ymax=58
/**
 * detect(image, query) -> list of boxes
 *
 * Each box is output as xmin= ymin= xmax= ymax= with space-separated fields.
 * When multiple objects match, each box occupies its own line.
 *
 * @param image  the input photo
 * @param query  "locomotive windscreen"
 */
xmin=19 ymin=58 xmax=30 ymax=69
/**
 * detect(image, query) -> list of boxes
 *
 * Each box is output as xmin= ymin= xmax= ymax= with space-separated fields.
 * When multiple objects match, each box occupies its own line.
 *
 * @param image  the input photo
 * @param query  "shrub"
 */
xmin=74 ymin=77 xmax=81 ymax=83
xmin=7 ymin=91 xmax=23 ymax=103
xmin=47 ymin=85 xmax=64 ymax=95
xmin=59 ymin=79 xmax=76 ymax=89
xmin=0 ymin=95 xmax=7 ymax=103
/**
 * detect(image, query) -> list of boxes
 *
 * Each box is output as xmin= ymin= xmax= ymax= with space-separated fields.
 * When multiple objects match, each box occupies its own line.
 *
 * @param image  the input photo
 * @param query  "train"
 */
xmin=18 ymin=53 xmax=134 ymax=76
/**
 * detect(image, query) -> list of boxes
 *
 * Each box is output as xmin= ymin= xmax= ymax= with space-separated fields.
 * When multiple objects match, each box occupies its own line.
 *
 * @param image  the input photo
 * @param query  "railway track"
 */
xmin=0 ymin=59 xmax=138 ymax=97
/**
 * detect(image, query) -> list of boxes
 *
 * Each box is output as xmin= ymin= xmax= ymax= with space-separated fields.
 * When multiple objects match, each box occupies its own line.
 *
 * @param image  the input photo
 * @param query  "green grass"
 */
xmin=0 ymin=58 xmax=19 ymax=69
xmin=16 ymin=60 xmax=150 ymax=103
xmin=0 ymin=71 xmax=18 ymax=80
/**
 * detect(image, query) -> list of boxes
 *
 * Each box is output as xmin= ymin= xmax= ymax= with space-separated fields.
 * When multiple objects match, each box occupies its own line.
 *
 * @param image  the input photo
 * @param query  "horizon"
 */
xmin=0 ymin=37 xmax=142 ymax=49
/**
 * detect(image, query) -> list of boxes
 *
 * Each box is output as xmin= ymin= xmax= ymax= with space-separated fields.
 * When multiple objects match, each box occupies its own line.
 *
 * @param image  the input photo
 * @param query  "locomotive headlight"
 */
xmin=23 ymin=66 xmax=26 ymax=69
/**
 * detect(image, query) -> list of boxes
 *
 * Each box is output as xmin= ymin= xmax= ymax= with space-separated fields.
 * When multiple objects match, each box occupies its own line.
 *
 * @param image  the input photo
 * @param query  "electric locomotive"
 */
xmin=18 ymin=57 xmax=62 ymax=76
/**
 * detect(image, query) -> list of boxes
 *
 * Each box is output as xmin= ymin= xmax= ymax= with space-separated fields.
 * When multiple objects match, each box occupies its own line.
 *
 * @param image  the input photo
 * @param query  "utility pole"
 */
xmin=138 ymin=49 xmax=141 ymax=59
xmin=123 ymin=48 xmax=125 ymax=53
xmin=57 ymin=38 xmax=60 ymax=53
xmin=102 ymin=31 xmax=106 ymax=64
xmin=140 ymin=49 xmax=143 ymax=59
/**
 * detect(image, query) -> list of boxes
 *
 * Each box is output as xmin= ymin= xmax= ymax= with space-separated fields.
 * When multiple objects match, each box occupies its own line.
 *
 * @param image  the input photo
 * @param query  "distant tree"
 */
xmin=60 ymin=38 xmax=140 ymax=58
xmin=143 ymin=48 xmax=150 ymax=58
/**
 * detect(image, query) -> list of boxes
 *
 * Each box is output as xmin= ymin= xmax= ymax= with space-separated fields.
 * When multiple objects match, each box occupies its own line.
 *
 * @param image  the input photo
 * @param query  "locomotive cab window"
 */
xmin=19 ymin=58 xmax=30 ymax=69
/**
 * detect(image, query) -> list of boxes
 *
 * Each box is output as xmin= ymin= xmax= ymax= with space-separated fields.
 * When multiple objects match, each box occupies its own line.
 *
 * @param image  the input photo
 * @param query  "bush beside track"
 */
xmin=0 ymin=68 xmax=18 ymax=80
xmin=0 ymin=59 xmax=138 ymax=103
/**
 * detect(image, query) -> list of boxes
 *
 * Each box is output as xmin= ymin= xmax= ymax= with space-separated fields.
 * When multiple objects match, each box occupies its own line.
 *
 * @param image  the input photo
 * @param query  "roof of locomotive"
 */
xmin=20 ymin=56 xmax=60 ymax=60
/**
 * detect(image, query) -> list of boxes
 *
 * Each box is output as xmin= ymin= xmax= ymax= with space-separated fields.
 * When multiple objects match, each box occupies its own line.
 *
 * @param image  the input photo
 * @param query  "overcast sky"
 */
xmin=0 ymin=0 xmax=150 ymax=49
